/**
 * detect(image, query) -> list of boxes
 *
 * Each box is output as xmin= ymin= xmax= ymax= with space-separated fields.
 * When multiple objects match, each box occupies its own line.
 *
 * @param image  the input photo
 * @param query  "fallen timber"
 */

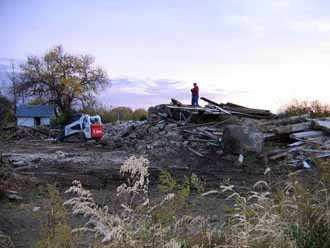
xmin=199 ymin=97 xmax=232 ymax=115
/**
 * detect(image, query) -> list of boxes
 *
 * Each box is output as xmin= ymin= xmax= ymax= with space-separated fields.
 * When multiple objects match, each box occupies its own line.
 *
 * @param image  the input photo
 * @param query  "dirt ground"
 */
xmin=0 ymin=139 xmax=291 ymax=247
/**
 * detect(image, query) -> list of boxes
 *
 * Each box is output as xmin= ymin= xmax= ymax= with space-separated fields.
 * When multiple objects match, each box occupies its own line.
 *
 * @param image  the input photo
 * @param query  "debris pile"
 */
xmin=0 ymin=230 xmax=15 ymax=248
xmin=100 ymin=98 xmax=273 ymax=164
xmin=201 ymin=97 xmax=274 ymax=119
xmin=101 ymin=98 xmax=330 ymax=170
xmin=260 ymin=115 xmax=330 ymax=168
xmin=0 ymin=155 xmax=24 ymax=201
xmin=102 ymin=120 xmax=148 ymax=138
xmin=0 ymin=156 xmax=13 ymax=192
xmin=0 ymin=126 xmax=57 ymax=141
xmin=3 ymin=97 xmax=330 ymax=171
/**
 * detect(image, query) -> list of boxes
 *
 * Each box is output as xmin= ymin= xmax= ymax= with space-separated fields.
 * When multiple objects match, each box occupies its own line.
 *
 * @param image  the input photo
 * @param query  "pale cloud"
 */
xmin=99 ymin=78 xmax=243 ymax=109
xmin=271 ymin=0 xmax=291 ymax=10
xmin=289 ymin=18 xmax=330 ymax=33
xmin=224 ymin=15 xmax=265 ymax=38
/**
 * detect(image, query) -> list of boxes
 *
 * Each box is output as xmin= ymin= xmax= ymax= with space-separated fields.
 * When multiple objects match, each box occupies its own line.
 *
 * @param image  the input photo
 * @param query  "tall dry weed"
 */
xmin=64 ymin=156 xmax=330 ymax=247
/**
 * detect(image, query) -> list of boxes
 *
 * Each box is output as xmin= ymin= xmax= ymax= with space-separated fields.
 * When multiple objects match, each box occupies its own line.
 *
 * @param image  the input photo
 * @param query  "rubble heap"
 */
xmin=100 ymin=98 xmax=273 ymax=166
xmin=101 ymin=98 xmax=330 ymax=170
xmin=0 ymin=125 xmax=58 ymax=141
xmin=260 ymin=115 xmax=330 ymax=168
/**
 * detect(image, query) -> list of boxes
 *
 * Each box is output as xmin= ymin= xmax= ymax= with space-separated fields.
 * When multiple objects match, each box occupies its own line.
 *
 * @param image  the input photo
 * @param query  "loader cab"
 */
xmin=89 ymin=115 xmax=103 ymax=140
xmin=90 ymin=115 xmax=102 ymax=125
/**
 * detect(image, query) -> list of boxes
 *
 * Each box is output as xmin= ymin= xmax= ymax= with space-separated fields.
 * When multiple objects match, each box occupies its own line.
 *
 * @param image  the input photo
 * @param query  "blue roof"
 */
xmin=16 ymin=105 xmax=55 ymax=117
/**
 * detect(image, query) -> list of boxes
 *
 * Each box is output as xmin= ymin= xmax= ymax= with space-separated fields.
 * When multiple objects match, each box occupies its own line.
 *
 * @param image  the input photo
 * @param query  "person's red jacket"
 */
xmin=191 ymin=86 xmax=199 ymax=96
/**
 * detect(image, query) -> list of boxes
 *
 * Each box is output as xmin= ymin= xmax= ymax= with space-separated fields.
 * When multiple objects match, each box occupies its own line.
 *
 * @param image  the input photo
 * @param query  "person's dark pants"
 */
xmin=192 ymin=96 xmax=199 ymax=107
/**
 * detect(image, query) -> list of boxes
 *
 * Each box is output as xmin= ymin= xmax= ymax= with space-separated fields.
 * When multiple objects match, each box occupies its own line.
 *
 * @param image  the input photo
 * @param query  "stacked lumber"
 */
xmin=162 ymin=97 xmax=274 ymax=123
xmin=200 ymin=97 xmax=273 ymax=119
xmin=220 ymin=102 xmax=273 ymax=119
xmin=261 ymin=115 xmax=330 ymax=168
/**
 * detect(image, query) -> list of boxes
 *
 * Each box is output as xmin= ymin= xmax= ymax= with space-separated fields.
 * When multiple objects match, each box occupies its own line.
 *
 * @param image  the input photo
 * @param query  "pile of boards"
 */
xmin=260 ymin=114 xmax=330 ymax=168
xmin=149 ymin=97 xmax=274 ymax=124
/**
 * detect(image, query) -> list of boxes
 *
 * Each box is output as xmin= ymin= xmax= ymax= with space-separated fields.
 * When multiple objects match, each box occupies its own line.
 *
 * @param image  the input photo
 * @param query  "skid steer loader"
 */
xmin=59 ymin=114 xmax=104 ymax=142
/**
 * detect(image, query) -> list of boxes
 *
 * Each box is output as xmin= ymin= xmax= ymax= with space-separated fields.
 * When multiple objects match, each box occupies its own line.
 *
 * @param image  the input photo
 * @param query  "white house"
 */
xmin=16 ymin=105 xmax=55 ymax=127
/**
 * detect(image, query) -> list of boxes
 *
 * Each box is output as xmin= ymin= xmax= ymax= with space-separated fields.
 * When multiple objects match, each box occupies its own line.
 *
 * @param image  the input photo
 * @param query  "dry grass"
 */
xmin=62 ymin=156 xmax=330 ymax=247
xmin=280 ymin=99 xmax=330 ymax=117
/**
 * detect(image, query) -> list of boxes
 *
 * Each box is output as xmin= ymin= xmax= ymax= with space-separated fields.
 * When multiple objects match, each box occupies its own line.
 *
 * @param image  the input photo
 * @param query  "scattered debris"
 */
xmin=0 ymin=230 xmax=15 ymax=248
xmin=32 ymin=206 xmax=41 ymax=212
xmin=4 ymin=97 xmax=330 ymax=170
xmin=0 ymin=125 xmax=58 ymax=141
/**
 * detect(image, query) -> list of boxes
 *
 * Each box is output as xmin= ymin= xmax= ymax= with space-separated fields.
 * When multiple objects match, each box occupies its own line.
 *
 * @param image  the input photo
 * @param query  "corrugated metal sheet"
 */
xmin=16 ymin=105 xmax=55 ymax=117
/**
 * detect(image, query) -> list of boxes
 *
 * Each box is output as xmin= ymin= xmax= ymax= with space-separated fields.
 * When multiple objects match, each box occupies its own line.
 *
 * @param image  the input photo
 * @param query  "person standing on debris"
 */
xmin=191 ymin=83 xmax=199 ymax=107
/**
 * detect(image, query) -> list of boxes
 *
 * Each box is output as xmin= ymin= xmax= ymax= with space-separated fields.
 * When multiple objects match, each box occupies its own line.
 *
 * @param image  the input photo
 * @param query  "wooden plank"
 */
xmin=290 ymin=130 xmax=324 ymax=140
xmin=201 ymin=97 xmax=273 ymax=118
xmin=171 ymin=98 xmax=184 ymax=106
xmin=196 ymin=127 xmax=219 ymax=140
xmin=312 ymin=120 xmax=330 ymax=134
xmin=269 ymin=151 xmax=289 ymax=160
xmin=264 ymin=133 xmax=276 ymax=139
xmin=288 ymin=141 xmax=305 ymax=147
xmin=229 ymin=110 xmax=273 ymax=119
xmin=166 ymin=105 xmax=205 ymax=111
xmin=188 ymin=138 xmax=214 ymax=142
xmin=223 ymin=102 xmax=271 ymax=114
xmin=301 ymin=148 xmax=330 ymax=153
xmin=274 ymin=122 xmax=311 ymax=135
xmin=200 ymin=97 xmax=232 ymax=115
xmin=221 ymin=102 xmax=272 ymax=116
xmin=260 ymin=114 xmax=310 ymax=127
xmin=186 ymin=146 xmax=204 ymax=157
xmin=177 ymin=122 xmax=218 ymax=129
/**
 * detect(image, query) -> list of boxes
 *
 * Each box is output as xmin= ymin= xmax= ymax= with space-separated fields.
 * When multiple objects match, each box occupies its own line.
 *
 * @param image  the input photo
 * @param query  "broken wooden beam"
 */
xmin=171 ymin=98 xmax=184 ymax=106
xmin=200 ymin=97 xmax=232 ymax=115
xmin=166 ymin=105 xmax=205 ymax=111
xmin=269 ymin=151 xmax=289 ymax=160
xmin=186 ymin=145 xmax=204 ymax=157
xmin=196 ymin=127 xmax=219 ymax=140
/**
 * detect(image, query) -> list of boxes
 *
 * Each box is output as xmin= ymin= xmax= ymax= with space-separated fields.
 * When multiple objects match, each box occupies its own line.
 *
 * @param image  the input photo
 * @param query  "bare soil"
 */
xmin=0 ymin=139 xmax=291 ymax=247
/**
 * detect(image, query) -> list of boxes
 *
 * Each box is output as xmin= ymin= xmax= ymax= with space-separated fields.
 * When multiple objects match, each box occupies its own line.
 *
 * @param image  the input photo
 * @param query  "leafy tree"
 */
xmin=28 ymin=98 xmax=48 ymax=105
xmin=106 ymin=107 xmax=133 ymax=122
xmin=132 ymin=108 xmax=148 ymax=121
xmin=17 ymin=46 xmax=109 ymax=114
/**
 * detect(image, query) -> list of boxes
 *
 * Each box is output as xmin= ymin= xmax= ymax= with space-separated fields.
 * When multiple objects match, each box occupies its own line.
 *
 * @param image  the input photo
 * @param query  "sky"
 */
xmin=1 ymin=0 xmax=330 ymax=112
